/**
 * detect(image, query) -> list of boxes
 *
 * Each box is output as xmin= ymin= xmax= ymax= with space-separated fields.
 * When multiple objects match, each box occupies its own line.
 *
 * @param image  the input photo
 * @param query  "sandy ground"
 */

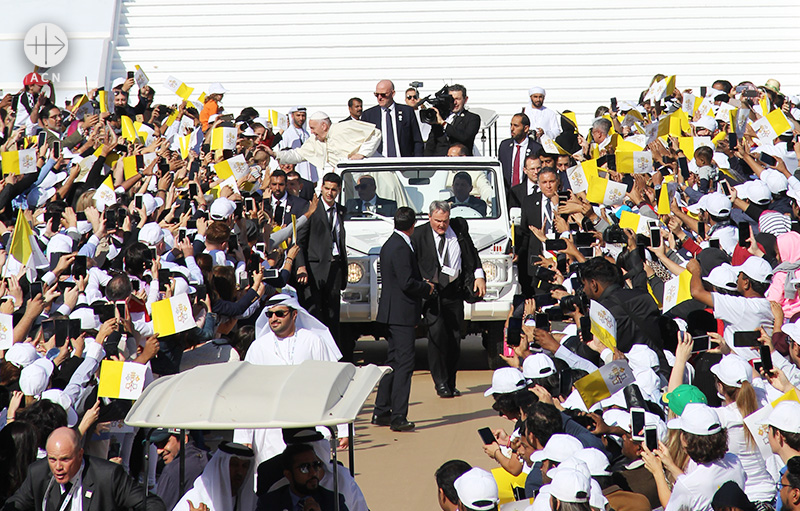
xmin=343 ymin=335 xmax=510 ymax=511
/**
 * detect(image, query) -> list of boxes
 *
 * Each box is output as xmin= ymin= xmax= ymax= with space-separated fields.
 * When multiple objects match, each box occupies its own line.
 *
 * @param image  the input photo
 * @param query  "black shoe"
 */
xmin=451 ymin=387 xmax=461 ymax=397
xmin=436 ymin=383 xmax=454 ymax=398
xmin=371 ymin=413 xmax=392 ymax=427
xmin=390 ymin=418 xmax=415 ymax=432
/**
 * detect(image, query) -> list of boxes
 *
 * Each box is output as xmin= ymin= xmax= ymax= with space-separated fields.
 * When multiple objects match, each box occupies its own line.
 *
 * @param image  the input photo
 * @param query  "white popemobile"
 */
xmin=336 ymin=156 xmax=519 ymax=365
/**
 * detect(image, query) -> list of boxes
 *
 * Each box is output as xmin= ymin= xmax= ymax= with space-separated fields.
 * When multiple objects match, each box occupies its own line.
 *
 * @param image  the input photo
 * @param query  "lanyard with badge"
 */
xmin=42 ymin=472 xmax=83 ymax=511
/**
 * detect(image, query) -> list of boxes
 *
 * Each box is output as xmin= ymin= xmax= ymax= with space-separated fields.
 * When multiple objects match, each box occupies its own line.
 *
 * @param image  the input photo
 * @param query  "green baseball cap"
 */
xmin=663 ymin=384 xmax=708 ymax=416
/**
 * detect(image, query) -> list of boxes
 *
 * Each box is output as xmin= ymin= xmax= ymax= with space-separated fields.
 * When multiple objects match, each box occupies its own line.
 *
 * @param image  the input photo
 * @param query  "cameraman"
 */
xmin=424 ymin=84 xmax=481 ymax=156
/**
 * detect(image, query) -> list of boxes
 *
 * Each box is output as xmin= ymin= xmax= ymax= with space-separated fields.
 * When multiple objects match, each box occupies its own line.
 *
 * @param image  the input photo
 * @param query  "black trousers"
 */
xmin=306 ymin=260 xmax=349 ymax=359
xmin=374 ymin=324 xmax=416 ymax=421
xmin=424 ymin=295 xmax=463 ymax=389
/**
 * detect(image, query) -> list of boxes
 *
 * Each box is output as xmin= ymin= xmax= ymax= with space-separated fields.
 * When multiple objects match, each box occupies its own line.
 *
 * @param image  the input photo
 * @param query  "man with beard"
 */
xmin=172 ymin=442 xmax=256 ymax=511
xmin=257 ymin=444 xmax=348 ymax=511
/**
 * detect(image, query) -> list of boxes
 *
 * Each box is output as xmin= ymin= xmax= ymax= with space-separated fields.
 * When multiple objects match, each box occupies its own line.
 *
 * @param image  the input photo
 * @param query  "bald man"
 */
xmin=361 ymin=79 xmax=424 ymax=157
xmin=4 ymin=427 xmax=165 ymax=511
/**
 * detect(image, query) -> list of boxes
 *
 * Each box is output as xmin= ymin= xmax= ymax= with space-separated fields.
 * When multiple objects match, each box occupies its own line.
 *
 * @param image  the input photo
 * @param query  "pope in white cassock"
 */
xmin=268 ymin=112 xmax=381 ymax=174
xmin=233 ymin=294 xmax=345 ymax=467
xmin=520 ymin=86 xmax=562 ymax=140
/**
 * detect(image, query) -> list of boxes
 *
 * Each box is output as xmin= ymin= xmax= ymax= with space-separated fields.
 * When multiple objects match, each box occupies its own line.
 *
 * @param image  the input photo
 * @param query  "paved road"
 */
xmin=344 ymin=335 xmax=511 ymax=511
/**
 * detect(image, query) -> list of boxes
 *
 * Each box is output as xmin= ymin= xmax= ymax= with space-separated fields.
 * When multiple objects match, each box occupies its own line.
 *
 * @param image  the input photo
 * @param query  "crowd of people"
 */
xmin=0 ymin=66 xmax=798 ymax=511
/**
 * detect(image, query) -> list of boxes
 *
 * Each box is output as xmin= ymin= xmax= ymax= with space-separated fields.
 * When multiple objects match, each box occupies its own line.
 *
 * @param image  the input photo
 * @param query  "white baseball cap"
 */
xmin=687 ymin=193 xmax=732 ymax=217
xmin=733 ymin=256 xmax=772 ymax=284
xmin=765 ymin=401 xmax=800 ymax=434
xmin=548 ymin=468 xmax=590 ymax=504
xmin=572 ymin=448 xmax=612 ymax=477
xmin=208 ymin=83 xmax=228 ymax=95
xmin=667 ymin=403 xmax=722 ymax=435
xmin=5 ymin=342 xmax=40 ymax=368
xmin=522 ymin=353 xmax=556 ymax=381
xmin=19 ymin=358 xmax=54 ymax=396
xmin=760 ymin=168 xmax=789 ymax=194
xmin=589 ymin=479 xmax=609 ymax=510
xmin=141 ymin=193 xmax=164 ymax=216
xmin=782 ymin=322 xmax=800 ymax=344
xmin=691 ymin=117 xmax=717 ymax=132
xmin=735 ymin=180 xmax=772 ymax=205
xmin=138 ymin=222 xmax=164 ymax=247
xmin=702 ymin=263 xmax=739 ymax=292
xmin=484 ymin=367 xmax=526 ymax=397
xmin=453 ymin=468 xmax=499 ymax=511
xmin=210 ymin=197 xmax=237 ymax=221
xmin=40 ymin=389 xmax=79 ymax=427
xmin=545 ymin=457 xmax=590 ymax=480
xmin=530 ymin=434 xmax=583 ymax=463
xmin=710 ymin=354 xmax=753 ymax=388
xmin=529 ymin=485 xmax=552 ymax=511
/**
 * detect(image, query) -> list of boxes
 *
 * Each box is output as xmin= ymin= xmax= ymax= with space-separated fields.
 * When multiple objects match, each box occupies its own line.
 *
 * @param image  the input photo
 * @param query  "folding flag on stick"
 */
xmin=750 ymin=109 xmax=793 ymax=142
xmin=134 ymin=65 xmax=149 ymax=89
xmin=586 ymin=175 xmax=627 ymax=206
xmin=213 ymin=154 xmax=249 ymax=181
xmin=615 ymin=151 xmax=653 ymax=174
xmin=574 ymin=359 xmax=635 ymax=407
xmin=657 ymin=184 xmax=671 ymax=215
xmin=677 ymin=137 xmax=714 ymax=159
xmin=98 ymin=360 xmax=147 ymax=400
xmin=4 ymin=209 xmax=47 ymax=278
xmin=163 ymin=76 xmax=194 ymax=100
xmin=152 ymin=293 xmax=196 ymax=336
xmin=1 ymin=148 xmax=37 ymax=175
xmin=661 ymin=270 xmax=693 ymax=312
xmin=93 ymin=175 xmax=117 ymax=210
xmin=211 ymin=126 xmax=237 ymax=151
xmin=589 ymin=299 xmax=617 ymax=349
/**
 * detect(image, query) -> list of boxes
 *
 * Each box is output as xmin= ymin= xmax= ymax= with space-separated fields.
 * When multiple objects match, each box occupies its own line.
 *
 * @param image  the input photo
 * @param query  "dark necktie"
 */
xmin=274 ymin=200 xmax=284 ymax=225
xmin=544 ymin=199 xmax=552 ymax=233
xmin=512 ymin=144 xmax=521 ymax=186
xmin=56 ymin=483 xmax=72 ymax=511
xmin=438 ymin=234 xmax=450 ymax=287
xmin=328 ymin=207 xmax=338 ymax=250
xmin=384 ymin=107 xmax=397 ymax=157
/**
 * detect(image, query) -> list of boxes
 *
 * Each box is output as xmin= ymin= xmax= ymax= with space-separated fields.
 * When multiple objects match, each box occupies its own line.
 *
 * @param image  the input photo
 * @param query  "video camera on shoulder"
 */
xmin=419 ymin=85 xmax=455 ymax=125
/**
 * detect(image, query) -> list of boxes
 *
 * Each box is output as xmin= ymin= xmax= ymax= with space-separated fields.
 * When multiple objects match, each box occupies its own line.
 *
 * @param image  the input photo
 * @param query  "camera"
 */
xmin=603 ymin=224 xmax=628 ymax=244
xmin=409 ymin=81 xmax=424 ymax=89
xmin=419 ymin=85 xmax=455 ymax=125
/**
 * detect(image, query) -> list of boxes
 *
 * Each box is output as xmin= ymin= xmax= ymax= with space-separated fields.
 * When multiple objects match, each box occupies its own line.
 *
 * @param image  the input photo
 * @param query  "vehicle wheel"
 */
xmin=482 ymin=323 xmax=506 ymax=370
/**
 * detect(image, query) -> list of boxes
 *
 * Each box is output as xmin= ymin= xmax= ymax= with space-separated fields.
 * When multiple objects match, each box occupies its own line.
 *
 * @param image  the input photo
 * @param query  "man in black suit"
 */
xmin=339 ymin=97 xmax=362 ymax=122
xmin=424 ymin=84 xmax=482 ymax=156
xmin=360 ymin=80 xmax=423 ymax=157
xmin=412 ymin=201 xmax=485 ymax=397
xmin=267 ymin=169 xmax=309 ymax=225
xmin=446 ymin=172 xmax=487 ymax=217
xmin=509 ymin=155 xmax=542 ymax=210
xmin=4 ymin=427 xmax=165 ymax=511
xmin=373 ymin=207 xmax=434 ymax=432
xmin=518 ymin=167 xmax=561 ymax=295
xmin=257 ymin=445 xmax=348 ymax=511
xmin=296 ymin=172 xmax=349 ymax=359
xmin=499 ymin=113 xmax=543 ymax=198
xmin=344 ymin=175 xmax=397 ymax=218
xmin=286 ymin=169 xmax=316 ymax=202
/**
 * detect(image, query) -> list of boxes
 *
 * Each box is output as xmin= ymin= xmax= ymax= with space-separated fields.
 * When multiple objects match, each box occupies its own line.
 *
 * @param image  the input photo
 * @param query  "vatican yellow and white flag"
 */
xmin=210 ymin=126 xmax=237 ymax=151
xmin=615 ymin=151 xmax=653 ymax=174
xmin=539 ymin=135 xmax=569 ymax=155
xmin=98 ymin=90 xmax=109 ymax=113
xmin=586 ymin=176 xmax=627 ymax=206
xmin=661 ymin=270 xmax=693 ymax=312
xmin=621 ymin=110 xmax=644 ymax=128
xmin=751 ymin=109 xmax=793 ymax=143
xmin=678 ymin=136 xmax=714 ymax=159
xmin=618 ymin=210 xmax=652 ymax=235
xmin=93 ymin=175 xmax=117 ymax=210
xmin=644 ymin=75 xmax=676 ymax=103
xmin=1 ymin=149 xmax=37 ymax=175
xmin=657 ymin=184 xmax=671 ymax=215
xmin=681 ymin=93 xmax=702 ymax=116
xmin=152 ymin=293 xmax=196 ymax=336
xmin=213 ymin=154 xmax=249 ymax=181
xmin=98 ymin=360 xmax=147 ymax=400
xmin=566 ymin=164 xmax=589 ymax=194
xmin=589 ymin=299 xmax=617 ymax=349
xmin=70 ymin=95 xmax=92 ymax=118
xmin=695 ymin=98 xmax=715 ymax=118
xmin=0 ymin=312 xmax=13 ymax=350
xmin=574 ymin=360 xmax=634 ymax=407
xmin=163 ymin=76 xmax=194 ymax=100
xmin=133 ymin=65 xmax=149 ymax=89
xmin=715 ymin=102 xmax=736 ymax=123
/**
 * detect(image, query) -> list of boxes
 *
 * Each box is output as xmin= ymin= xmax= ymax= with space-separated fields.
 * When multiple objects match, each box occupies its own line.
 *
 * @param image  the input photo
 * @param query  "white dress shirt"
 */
xmin=431 ymin=226 xmax=485 ymax=280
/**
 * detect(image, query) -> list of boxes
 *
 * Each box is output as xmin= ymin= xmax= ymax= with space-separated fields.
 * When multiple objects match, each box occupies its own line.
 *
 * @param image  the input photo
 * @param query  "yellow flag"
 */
xmin=618 ymin=210 xmax=650 ymax=234
xmin=8 ymin=209 xmax=34 ymax=266
xmin=211 ymin=127 xmax=237 ymax=151
xmin=98 ymin=90 xmax=109 ymax=113
xmin=97 ymin=360 xmax=147 ymax=399
xmin=615 ymin=151 xmax=653 ymax=174
xmin=121 ymin=116 xmax=137 ymax=142
xmin=152 ymin=293 xmax=196 ymax=336
xmin=662 ymin=270 xmax=693 ymax=311
xmin=678 ymin=136 xmax=713 ymax=159
xmin=586 ymin=175 xmax=627 ymax=206
xmin=1 ymin=149 xmax=37 ymax=175
xmin=574 ymin=360 xmax=635 ymax=407
xmin=657 ymin=184 xmax=671 ymax=215
xmin=562 ymin=111 xmax=579 ymax=133
xmin=163 ymin=76 xmax=194 ymax=100
xmin=589 ymin=299 xmax=617 ymax=349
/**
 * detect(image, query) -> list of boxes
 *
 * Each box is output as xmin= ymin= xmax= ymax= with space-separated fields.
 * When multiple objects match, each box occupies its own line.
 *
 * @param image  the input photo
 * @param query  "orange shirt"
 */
xmin=200 ymin=100 xmax=219 ymax=131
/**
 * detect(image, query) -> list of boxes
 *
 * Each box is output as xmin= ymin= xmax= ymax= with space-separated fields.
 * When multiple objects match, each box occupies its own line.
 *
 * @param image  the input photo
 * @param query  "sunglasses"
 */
xmin=296 ymin=461 xmax=325 ymax=474
xmin=406 ymin=95 xmax=418 ymax=100
xmin=374 ymin=92 xmax=391 ymax=98
xmin=266 ymin=309 xmax=291 ymax=318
